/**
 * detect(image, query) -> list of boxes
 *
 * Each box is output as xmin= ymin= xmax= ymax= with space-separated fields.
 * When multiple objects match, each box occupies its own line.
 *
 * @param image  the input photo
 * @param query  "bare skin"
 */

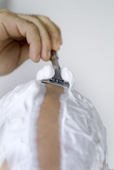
xmin=37 ymin=84 xmax=64 ymax=170
xmin=0 ymin=9 xmax=63 ymax=170
xmin=0 ymin=84 xmax=64 ymax=170
xmin=0 ymin=9 xmax=62 ymax=75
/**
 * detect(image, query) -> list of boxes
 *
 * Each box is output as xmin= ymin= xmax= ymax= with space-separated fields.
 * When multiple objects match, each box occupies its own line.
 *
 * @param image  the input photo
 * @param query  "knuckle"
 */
xmin=40 ymin=15 xmax=50 ymax=21
xmin=29 ymin=22 xmax=38 ymax=32
xmin=31 ymin=15 xmax=39 ymax=20
xmin=32 ymin=15 xmax=42 ymax=25
xmin=0 ymin=9 xmax=9 ymax=19
xmin=0 ymin=9 xmax=16 ymax=22
xmin=0 ymin=9 xmax=9 ymax=14
xmin=0 ymin=13 xmax=9 ymax=23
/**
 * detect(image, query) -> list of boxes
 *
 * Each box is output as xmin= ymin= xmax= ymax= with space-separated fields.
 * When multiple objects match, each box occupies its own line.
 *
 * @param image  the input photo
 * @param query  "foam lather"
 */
xmin=0 ymin=65 xmax=109 ymax=170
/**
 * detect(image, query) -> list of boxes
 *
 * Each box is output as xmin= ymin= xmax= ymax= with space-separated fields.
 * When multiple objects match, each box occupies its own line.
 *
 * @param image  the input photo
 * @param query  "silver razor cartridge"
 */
xmin=41 ymin=50 xmax=70 ymax=88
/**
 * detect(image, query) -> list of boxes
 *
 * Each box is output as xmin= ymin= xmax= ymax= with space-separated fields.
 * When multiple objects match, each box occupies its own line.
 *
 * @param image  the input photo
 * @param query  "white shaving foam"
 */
xmin=0 ymin=81 xmax=46 ymax=170
xmin=0 ymin=65 xmax=109 ymax=170
xmin=36 ymin=65 xmax=54 ymax=81
xmin=61 ymin=67 xmax=74 ymax=89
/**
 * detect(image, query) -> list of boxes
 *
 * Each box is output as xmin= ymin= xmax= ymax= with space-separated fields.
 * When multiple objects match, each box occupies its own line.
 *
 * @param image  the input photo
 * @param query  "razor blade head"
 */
xmin=41 ymin=50 xmax=70 ymax=88
xmin=41 ymin=78 xmax=70 ymax=88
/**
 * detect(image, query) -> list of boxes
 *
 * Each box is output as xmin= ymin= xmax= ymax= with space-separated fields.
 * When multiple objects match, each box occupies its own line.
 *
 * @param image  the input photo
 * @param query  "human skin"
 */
xmin=0 ymin=84 xmax=64 ymax=170
xmin=0 ymin=82 xmax=107 ymax=170
xmin=0 ymin=9 xmax=62 ymax=76
xmin=37 ymin=84 xmax=64 ymax=170
xmin=0 ymin=9 xmax=63 ymax=169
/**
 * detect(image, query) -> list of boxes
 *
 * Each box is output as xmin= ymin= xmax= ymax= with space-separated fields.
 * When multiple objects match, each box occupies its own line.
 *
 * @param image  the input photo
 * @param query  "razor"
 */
xmin=41 ymin=50 xmax=70 ymax=88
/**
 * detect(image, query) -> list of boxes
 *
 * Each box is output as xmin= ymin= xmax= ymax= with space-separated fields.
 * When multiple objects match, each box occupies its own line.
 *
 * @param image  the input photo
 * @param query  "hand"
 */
xmin=0 ymin=10 xmax=62 ymax=75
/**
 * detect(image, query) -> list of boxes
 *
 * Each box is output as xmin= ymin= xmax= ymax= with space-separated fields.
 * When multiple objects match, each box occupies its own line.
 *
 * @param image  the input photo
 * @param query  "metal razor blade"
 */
xmin=41 ymin=50 xmax=70 ymax=88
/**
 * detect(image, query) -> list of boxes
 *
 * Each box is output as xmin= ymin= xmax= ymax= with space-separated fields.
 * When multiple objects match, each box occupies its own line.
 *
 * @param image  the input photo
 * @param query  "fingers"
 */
xmin=0 ymin=10 xmax=63 ymax=63
xmin=17 ymin=14 xmax=51 ymax=61
xmin=17 ymin=14 xmax=63 ymax=61
xmin=0 ymin=10 xmax=41 ymax=62
xmin=38 ymin=15 xmax=63 ymax=49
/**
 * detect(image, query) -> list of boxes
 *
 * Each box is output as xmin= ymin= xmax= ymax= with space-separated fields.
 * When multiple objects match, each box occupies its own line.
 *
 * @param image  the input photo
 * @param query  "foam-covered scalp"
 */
xmin=0 ymin=65 xmax=109 ymax=170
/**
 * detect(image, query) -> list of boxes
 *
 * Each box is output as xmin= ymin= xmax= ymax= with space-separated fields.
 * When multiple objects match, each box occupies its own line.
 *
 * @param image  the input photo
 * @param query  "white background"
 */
xmin=0 ymin=0 xmax=113 ymax=168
